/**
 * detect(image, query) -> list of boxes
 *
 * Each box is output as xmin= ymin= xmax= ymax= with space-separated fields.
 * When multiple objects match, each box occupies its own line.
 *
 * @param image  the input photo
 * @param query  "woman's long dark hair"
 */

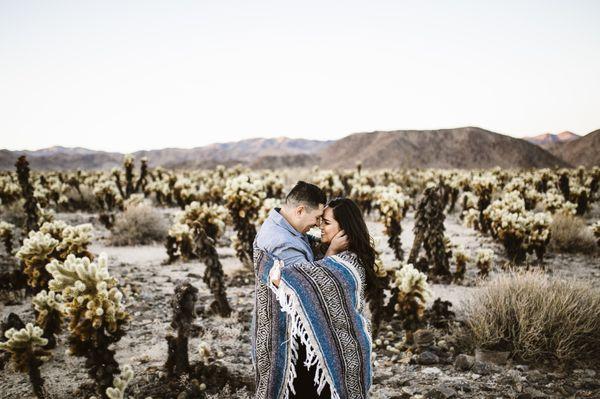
xmin=327 ymin=198 xmax=384 ymax=337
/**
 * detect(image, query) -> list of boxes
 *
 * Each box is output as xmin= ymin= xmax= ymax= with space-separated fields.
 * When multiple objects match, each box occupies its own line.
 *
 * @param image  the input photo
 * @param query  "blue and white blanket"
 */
xmin=251 ymin=246 xmax=373 ymax=399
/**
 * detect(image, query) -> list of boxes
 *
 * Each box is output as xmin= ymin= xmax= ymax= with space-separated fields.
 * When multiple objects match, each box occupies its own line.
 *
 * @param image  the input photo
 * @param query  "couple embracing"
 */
xmin=251 ymin=181 xmax=381 ymax=399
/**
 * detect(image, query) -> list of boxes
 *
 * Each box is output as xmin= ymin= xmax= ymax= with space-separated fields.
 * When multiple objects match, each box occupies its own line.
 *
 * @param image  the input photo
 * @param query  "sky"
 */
xmin=1 ymin=0 xmax=599 ymax=152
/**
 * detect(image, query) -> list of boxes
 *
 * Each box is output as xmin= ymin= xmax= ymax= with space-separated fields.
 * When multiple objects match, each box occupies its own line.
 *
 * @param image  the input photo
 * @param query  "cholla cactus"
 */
xmin=192 ymin=223 xmax=232 ymax=317
xmin=40 ymin=221 xmax=93 ymax=259
xmin=165 ymin=202 xmax=228 ymax=264
xmin=46 ymin=254 xmax=129 ymax=398
xmin=0 ymin=175 xmax=22 ymax=206
xmin=15 ymin=156 xmax=40 ymax=233
xmin=475 ymin=249 xmax=494 ymax=278
xmin=165 ymin=282 xmax=198 ymax=376
xmin=94 ymin=179 xmax=123 ymax=211
xmin=16 ymin=222 xmax=94 ymax=291
xmin=32 ymin=290 xmax=64 ymax=349
xmin=0 ymin=323 xmax=51 ymax=398
xmin=177 ymin=201 xmax=228 ymax=241
xmin=484 ymin=191 xmax=551 ymax=264
xmin=471 ymin=174 xmax=497 ymax=233
xmin=452 ymin=245 xmax=470 ymax=282
xmin=224 ymin=175 xmax=265 ymax=269
xmin=313 ymin=170 xmax=345 ymax=198
xmin=408 ymin=185 xmax=451 ymax=279
xmin=374 ymin=186 xmax=409 ymax=261
xmin=542 ymin=189 xmax=577 ymax=215
xmin=389 ymin=263 xmax=432 ymax=344
xmin=166 ymin=223 xmax=194 ymax=262
xmin=0 ymin=220 xmax=15 ymax=254
xmin=105 ymin=365 xmax=134 ymax=399
xmin=16 ymin=231 xmax=59 ymax=290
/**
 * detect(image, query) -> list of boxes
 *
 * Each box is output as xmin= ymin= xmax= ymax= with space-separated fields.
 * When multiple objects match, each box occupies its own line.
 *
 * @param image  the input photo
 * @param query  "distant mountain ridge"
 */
xmin=524 ymin=131 xmax=580 ymax=147
xmin=2 ymin=127 xmax=598 ymax=171
xmin=319 ymin=127 xmax=569 ymax=169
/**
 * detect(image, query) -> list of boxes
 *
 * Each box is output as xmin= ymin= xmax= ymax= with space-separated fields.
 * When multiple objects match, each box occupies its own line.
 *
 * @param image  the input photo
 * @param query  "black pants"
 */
xmin=290 ymin=335 xmax=332 ymax=399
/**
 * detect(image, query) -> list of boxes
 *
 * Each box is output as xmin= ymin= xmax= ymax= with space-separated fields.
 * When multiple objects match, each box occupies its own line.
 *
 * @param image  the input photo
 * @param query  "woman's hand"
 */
xmin=269 ymin=260 xmax=282 ymax=287
xmin=325 ymin=229 xmax=349 ymax=256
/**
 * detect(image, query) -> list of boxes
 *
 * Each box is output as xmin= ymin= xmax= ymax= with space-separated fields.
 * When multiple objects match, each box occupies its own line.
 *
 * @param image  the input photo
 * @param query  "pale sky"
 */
xmin=1 ymin=0 xmax=599 ymax=152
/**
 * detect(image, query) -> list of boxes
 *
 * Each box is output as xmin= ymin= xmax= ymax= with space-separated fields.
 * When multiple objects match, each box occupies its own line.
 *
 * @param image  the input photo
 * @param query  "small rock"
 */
xmin=425 ymin=384 xmax=457 ymax=399
xmin=471 ymin=360 xmax=497 ymax=375
xmin=454 ymin=354 xmax=474 ymax=371
xmin=414 ymin=329 xmax=435 ymax=348
xmin=422 ymin=367 xmax=442 ymax=375
xmin=417 ymin=351 xmax=440 ymax=365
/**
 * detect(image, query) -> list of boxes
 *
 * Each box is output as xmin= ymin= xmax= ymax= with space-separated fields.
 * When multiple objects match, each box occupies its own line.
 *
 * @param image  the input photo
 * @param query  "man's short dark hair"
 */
xmin=285 ymin=181 xmax=326 ymax=209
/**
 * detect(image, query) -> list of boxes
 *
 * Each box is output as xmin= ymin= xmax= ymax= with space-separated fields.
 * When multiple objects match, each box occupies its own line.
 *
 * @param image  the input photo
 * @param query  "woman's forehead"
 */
xmin=323 ymin=207 xmax=335 ymax=218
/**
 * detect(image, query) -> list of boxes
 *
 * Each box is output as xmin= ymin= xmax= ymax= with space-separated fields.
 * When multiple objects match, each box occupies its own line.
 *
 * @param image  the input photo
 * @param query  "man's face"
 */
xmin=296 ymin=203 xmax=324 ymax=233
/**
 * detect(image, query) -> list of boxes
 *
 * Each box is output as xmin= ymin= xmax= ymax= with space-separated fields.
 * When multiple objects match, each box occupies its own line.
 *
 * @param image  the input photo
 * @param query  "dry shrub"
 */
xmin=464 ymin=269 xmax=600 ymax=365
xmin=549 ymin=212 xmax=597 ymax=253
xmin=108 ymin=204 xmax=167 ymax=246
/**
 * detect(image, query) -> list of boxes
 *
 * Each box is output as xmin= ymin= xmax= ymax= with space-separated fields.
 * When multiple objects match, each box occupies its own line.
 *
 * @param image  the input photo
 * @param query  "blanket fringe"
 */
xmin=268 ymin=267 xmax=341 ymax=399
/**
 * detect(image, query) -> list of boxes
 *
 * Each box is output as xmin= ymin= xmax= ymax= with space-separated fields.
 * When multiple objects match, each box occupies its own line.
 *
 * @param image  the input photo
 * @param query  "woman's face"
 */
xmin=320 ymin=207 xmax=341 ymax=244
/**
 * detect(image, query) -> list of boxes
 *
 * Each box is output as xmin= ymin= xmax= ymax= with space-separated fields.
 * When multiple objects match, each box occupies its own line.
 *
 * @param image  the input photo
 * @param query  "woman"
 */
xmin=258 ymin=197 xmax=383 ymax=399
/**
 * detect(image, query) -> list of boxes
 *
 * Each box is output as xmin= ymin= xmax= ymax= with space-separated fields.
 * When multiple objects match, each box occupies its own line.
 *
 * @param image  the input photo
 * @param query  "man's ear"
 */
xmin=295 ymin=204 xmax=305 ymax=216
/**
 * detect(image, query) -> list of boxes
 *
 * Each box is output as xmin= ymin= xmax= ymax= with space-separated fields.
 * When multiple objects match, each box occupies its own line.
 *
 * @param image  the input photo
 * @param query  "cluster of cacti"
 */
xmin=387 ymin=263 xmax=432 ymax=343
xmin=166 ymin=201 xmax=228 ymax=263
xmin=173 ymin=176 xmax=197 ymax=209
xmin=312 ymin=170 xmax=346 ymax=198
xmin=224 ymin=175 xmax=265 ymax=268
xmin=542 ymin=188 xmax=577 ymax=215
xmin=262 ymin=172 xmax=284 ymax=199
xmin=0 ymin=174 xmax=22 ymax=206
xmin=347 ymin=172 xmax=377 ymax=214
xmin=16 ymin=221 xmax=93 ymax=291
xmin=408 ymin=184 xmax=451 ymax=278
xmin=46 ymin=254 xmax=129 ymax=398
xmin=32 ymin=290 xmax=64 ymax=349
xmin=483 ymin=191 xmax=552 ymax=263
xmin=0 ymin=323 xmax=51 ymax=398
xmin=475 ymin=248 xmax=494 ymax=277
xmin=256 ymin=197 xmax=282 ymax=226
xmin=373 ymin=185 xmax=410 ymax=261
xmin=94 ymin=179 xmax=124 ymax=212
xmin=470 ymin=174 xmax=497 ymax=234
xmin=165 ymin=282 xmax=198 ymax=376
xmin=0 ymin=220 xmax=15 ymax=254
xmin=111 ymin=155 xmax=148 ymax=200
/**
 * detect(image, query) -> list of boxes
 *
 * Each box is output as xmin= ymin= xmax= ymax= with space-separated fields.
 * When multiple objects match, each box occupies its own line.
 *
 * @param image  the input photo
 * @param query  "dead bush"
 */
xmin=549 ymin=212 xmax=597 ymax=253
xmin=108 ymin=204 xmax=167 ymax=246
xmin=464 ymin=269 xmax=600 ymax=366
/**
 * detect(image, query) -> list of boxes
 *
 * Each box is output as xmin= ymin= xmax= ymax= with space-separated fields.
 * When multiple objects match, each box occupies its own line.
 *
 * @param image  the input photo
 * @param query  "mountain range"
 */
xmin=1 ymin=127 xmax=598 ymax=171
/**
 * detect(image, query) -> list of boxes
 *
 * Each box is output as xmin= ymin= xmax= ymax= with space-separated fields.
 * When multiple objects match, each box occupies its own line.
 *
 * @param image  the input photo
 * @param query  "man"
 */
xmin=251 ymin=181 xmax=347 ymax=399
xmin=255 ymin=180 xmax=347 ymax=265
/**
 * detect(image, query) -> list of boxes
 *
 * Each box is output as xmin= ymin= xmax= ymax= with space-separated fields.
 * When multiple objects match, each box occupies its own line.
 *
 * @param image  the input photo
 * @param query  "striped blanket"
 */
xmin=251 ymin=247 xmax=373 ymax=399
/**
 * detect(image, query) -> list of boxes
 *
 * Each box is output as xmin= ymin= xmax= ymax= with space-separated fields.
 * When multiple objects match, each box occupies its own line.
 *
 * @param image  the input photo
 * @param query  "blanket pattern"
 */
xmin=251 ymin=245 xmax=372 ymax=399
